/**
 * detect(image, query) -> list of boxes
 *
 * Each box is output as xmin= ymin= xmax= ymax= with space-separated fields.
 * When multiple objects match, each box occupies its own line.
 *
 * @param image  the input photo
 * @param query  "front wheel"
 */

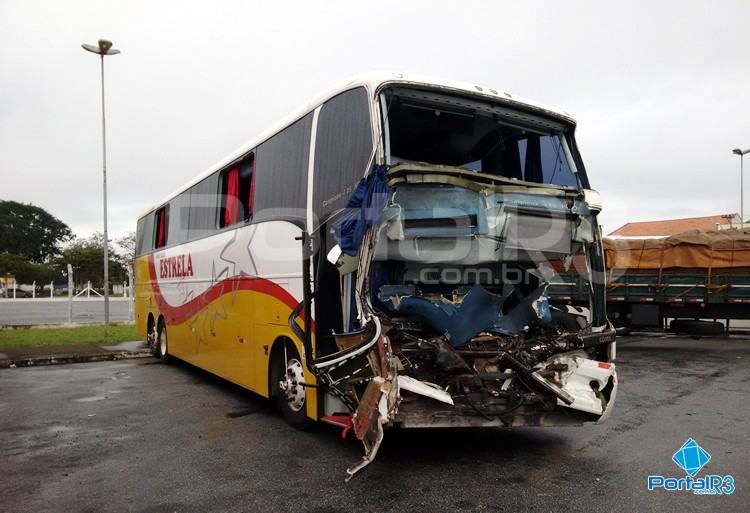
xmin=271 ymin=341 xmax=313 ymax=429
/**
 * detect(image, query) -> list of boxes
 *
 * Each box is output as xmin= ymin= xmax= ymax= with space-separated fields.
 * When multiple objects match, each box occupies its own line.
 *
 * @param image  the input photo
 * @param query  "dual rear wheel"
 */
xmin=150 ymin=319 xmax=169 ymax=360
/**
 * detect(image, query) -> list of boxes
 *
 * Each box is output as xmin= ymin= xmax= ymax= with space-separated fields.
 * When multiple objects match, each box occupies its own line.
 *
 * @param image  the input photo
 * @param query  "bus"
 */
xmin=134 ymin=72 xmax=617 ymax=480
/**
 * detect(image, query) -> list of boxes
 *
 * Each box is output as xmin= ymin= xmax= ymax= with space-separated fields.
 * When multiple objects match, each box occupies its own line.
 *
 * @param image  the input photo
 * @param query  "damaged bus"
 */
xmin=134 ymin=72 xmax=617 ymax=480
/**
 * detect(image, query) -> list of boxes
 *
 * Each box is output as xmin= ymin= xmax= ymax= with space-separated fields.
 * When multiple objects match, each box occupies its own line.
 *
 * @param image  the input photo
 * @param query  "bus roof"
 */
xmin=139 ymin=71 xmax=577 ymax=218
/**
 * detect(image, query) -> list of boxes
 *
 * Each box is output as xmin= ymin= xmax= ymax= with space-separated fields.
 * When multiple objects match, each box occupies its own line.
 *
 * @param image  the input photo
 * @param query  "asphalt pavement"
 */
xmin=1 ymin=335 xmax=748 ymax=513
xmin=0 ymin=298 xmax=132 ymax=326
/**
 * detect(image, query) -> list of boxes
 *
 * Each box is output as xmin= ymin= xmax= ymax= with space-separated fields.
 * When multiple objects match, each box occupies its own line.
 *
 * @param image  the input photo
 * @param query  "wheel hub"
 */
xmin=279 ymin=358 xmax=305 ymax=412
xmin=159 ymin=329 xmax=167 ymax=356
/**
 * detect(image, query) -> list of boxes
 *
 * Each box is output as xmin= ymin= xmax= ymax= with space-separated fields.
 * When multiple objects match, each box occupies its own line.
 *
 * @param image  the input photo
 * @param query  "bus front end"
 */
xmin=314 ymin=83 xmax=617 ymax=479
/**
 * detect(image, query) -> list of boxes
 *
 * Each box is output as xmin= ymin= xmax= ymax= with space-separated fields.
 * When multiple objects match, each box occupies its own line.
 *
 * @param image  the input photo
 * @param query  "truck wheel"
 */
xmin=671 ymin=319 xmax=725 ymax=337
xmin=615 ymin=325 xmax=632 ymax=336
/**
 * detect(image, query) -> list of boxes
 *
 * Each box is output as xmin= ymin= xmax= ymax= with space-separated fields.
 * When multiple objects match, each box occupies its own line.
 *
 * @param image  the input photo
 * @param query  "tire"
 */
xmin=671 ymin=319 xmax=725 ymax=336
xmin=615 ymin=325 xmax=632 ymax=337
xmin=156 ymin=320 xmax=170 ymax=360
xmin=148 ymin=321 xmax=159 ymax=357
xmin=551 ymin=310 xmax=581 ymax=333
xmin=270 ymin=340 xmax=313 ymax=429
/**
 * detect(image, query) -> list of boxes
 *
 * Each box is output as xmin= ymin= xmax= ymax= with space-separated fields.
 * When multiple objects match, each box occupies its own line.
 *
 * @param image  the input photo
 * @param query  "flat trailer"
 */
xmin=548 ymin=270 xmax=750 ymax=333
xmin=548 ymin=229 xmax=750 ymax=334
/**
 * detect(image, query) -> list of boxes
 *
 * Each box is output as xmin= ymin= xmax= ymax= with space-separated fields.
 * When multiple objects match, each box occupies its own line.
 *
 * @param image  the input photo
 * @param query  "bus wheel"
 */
xmin=271 ymin=342 xmax=312 ymax=429
xmin=147 ymin=321 xmax=158 ymax=356
xmin=156 ymin=320 xmax=170 ymax=361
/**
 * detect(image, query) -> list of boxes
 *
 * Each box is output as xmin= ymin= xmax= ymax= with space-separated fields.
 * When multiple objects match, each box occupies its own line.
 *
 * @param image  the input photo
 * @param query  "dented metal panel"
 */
xmin=294 ymin=86 xmax=615 ymax=481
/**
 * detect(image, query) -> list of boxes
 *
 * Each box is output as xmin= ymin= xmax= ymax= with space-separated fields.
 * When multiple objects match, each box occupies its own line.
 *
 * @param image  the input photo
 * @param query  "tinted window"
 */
xmin=135 ymin=214 xmax=154 ymax=256
xmin=219 ymin=155 xmax=255 ymax=228
xmin=154 ymin=206 xmax=169 ymax=249
xmin=168 ymin=192 xmax=191 ymax=245
xmin=188 ymin=172 xmax=219 ymax=240
xmin=313 ymin=87 xmax=373 ymax=226
xmin=253 ymin=113 xmax=313 ymax=224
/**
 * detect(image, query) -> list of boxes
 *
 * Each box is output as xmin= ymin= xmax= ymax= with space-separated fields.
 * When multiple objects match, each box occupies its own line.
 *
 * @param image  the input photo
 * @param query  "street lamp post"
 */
xmin=82 ymin=39 xmax=120 ymax=336
xmin=732 ymin=148 xmax=750 ymax=229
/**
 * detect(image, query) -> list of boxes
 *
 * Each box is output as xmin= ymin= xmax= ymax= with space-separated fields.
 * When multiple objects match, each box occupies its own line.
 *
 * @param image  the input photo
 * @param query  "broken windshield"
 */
xmin=381 ymin=87 xmax=583 ymax=188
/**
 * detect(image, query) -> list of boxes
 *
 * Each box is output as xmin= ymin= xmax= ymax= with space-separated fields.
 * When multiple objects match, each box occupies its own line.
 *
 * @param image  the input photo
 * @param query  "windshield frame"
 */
xmin=377 ymin=85 xmax=591 ymax=190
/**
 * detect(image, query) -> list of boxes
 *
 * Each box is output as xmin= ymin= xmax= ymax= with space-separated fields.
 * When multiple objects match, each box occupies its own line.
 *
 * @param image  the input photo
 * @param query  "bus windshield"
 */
xmin=382 ymin=87 xmax=582 ymax=188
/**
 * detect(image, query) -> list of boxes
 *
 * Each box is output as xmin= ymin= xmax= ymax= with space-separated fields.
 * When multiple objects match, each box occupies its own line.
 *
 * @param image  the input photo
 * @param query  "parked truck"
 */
xmin=547 ymin=229 xmax=750 ymax=334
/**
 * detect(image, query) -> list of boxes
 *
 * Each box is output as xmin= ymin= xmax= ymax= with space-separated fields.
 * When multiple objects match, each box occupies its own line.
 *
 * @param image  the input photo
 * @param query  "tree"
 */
xmin=116 ymin=231 xmax=136 ymax=260
xmin=56 ymin=233 xmax=127 ymax=289
xmin=0 ymin=200 xmax=73 ymax=262
xmin=0 ymin=253 xmax=59 ymax=285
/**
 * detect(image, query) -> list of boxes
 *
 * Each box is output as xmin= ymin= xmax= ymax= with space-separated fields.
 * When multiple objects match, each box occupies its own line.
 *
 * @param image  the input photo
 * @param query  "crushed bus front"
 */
xmin=305 ymin=163 xmax=617 ymax=480
xmin=290 ymin=82 xmax=618 ymax=480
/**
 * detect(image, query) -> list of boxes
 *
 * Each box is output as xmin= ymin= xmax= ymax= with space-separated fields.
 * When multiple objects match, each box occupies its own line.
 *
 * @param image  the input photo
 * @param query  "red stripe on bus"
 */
xmin=147 ymin=256 xmax=312 ymax=328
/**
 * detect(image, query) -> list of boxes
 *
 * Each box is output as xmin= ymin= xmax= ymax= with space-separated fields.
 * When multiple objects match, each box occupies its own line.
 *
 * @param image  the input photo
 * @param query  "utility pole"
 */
xmin=67 ymin=264 xmax=73 ymax=324
xmin=82 ymin=39 xmax=120 ymax=336
xmin=732 ymin=148 xmax=750 ymax=227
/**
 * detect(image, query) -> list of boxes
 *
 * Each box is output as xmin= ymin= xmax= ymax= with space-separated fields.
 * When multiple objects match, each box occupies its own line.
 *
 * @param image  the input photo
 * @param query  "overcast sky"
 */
xmin=1 ymin=0 xmax=749 ymax=240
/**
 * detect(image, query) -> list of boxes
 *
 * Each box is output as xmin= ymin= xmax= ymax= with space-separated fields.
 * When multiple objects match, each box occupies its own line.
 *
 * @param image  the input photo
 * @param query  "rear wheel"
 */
xmin=156 ymin=320 xmax=170 ymax=360
xmin=270 ymin=341 xmax=312 ymax=429
xmin=147 ymin=320 xmax=158 ymax=356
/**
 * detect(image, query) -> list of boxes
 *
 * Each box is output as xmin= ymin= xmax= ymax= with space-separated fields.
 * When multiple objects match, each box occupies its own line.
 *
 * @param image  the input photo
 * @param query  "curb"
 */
xmin=0 ymin=350 xmax=152 ymax=369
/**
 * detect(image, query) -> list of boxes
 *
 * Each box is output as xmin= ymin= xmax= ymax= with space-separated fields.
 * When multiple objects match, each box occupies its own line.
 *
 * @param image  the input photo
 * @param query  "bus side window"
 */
xmin=220 ymin=154 xmax=255 ymax=228
xmin=221 ymin=167 xmax=240 ymax=227
xmin=243 ymin=156 xmax=255 ymax=220
xmin=313 ymin=87 xmax=373 ymax=225
xmin=154 ymin=206 xmax=169 ymax=249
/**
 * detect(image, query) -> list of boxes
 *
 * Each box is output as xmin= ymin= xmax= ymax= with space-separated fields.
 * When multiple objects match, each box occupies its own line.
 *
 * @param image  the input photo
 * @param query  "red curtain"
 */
xmin=224 ymin=167 xmax=240 ymax=226
xmin=247 ymin=159 xmax=255 ymax=218
xmin=156 ymin=209 xmax=166 ymax=247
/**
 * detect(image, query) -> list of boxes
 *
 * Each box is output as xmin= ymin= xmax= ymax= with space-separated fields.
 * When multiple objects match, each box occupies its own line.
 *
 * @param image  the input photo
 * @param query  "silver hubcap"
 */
xmin=159 ymin=328 xmax=167 ymax=356
xmin=279 ymin=358 xmax=305 ymax=412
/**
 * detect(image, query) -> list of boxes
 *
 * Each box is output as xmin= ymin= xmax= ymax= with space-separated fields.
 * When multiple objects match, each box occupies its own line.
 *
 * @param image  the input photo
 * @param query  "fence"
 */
xmin=0 ymin=265 xmax=134 ymax=326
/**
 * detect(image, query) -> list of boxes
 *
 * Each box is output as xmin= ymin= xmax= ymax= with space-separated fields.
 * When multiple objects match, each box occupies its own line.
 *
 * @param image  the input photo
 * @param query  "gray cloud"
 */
xmin=1 ymin=0 xmax=748 ymax=239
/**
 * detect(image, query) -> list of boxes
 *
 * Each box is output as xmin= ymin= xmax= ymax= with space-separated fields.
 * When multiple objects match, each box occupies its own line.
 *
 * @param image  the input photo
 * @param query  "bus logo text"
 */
xmin=159 ymin=253 xmax=194 ymax=279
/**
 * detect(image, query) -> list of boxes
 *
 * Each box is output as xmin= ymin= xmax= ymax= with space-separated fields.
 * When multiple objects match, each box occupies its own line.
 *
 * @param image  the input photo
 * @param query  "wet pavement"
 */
xmin=1 ymin=335 xmax=748 ymax=513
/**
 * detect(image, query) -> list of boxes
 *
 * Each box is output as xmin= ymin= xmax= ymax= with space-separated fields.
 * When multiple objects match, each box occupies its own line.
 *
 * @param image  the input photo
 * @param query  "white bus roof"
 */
xmin=140 ymin=71 xmax=577 ymax=218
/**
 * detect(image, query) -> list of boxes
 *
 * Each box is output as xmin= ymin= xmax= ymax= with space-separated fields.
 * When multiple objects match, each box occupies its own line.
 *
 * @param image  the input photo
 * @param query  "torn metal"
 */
xmin=295 ymin=89 xmax=617 ymax=481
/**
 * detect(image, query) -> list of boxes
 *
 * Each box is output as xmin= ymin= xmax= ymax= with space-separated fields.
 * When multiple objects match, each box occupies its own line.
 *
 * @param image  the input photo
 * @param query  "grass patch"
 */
xmin=0 ymin=324 xmax=137 ymax=349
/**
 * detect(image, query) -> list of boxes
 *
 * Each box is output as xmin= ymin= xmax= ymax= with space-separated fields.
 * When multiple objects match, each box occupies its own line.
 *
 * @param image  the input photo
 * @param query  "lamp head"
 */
xmin=81 ymin=40 xmax=120 ymax=55
xmin=98 ymin=40 xmax=113 ymax=53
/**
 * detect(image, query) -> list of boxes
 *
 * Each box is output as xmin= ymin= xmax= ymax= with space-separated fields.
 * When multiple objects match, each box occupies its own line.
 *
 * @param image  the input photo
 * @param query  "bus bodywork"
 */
xmin=134 ymin=73 xmax=617 ymax=480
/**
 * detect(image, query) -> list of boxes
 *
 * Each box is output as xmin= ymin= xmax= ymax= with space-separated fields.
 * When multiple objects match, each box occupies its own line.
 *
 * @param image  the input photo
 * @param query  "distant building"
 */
xmin=608 ymin=213 xmax=741 ymax=238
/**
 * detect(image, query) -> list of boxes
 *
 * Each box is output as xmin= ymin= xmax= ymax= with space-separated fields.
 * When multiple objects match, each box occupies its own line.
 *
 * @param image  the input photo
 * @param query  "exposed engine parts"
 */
xmin=297 ymin=163 xmax=618 ymax=481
